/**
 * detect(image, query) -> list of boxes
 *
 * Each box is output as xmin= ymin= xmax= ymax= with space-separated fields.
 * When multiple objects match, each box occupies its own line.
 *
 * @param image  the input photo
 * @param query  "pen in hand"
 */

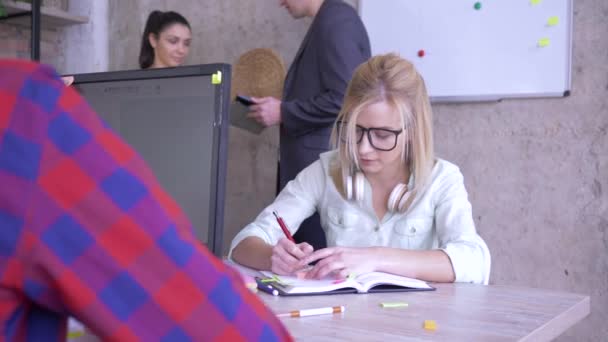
xmin=273 ymin=211 xmax=295 ymax=243
xmin=273 ymin=210 xmax=314 ymax=273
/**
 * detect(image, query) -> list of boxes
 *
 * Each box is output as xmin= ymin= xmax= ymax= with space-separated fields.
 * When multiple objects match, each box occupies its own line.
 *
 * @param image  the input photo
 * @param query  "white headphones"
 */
xmin=344 ymin=171 xmax=414 ymax=212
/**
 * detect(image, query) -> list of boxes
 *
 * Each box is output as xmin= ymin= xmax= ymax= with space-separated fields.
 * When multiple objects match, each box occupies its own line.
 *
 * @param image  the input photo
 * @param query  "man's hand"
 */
xmin=248 ymin=96 xmax=282 ymax=127
xmin=61 ymin=76 xmax=74 ymax=86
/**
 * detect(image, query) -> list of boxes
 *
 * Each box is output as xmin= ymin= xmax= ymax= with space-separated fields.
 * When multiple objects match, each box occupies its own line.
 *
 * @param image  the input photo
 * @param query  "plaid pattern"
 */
xmin=0 ymin=60 xmax=291 ymax=341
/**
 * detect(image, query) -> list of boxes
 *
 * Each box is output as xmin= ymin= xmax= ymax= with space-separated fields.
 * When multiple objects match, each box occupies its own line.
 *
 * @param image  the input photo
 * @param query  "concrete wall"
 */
xmin=98 ymin=1 xmax=605 ymax=340
xmin=433 ymin=2 xmax=607 ymax=341
xmin=61 ymin=0 xmax=109 ymax=74
xmin=107 ymin=0 xmax=310 ymax=71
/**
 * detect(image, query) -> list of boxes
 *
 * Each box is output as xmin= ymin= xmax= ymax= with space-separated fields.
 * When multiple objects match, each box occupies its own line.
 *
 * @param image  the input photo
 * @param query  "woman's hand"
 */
xmin=270 ymin=238 xmax=313 ymax=275
xmin=302 ymin=246 xmax=377 ymax=279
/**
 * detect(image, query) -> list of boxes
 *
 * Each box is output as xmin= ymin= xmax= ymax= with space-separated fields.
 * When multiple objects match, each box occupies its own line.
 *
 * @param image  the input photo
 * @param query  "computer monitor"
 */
xmin=72 ymin=64 xmax=231 ymax=256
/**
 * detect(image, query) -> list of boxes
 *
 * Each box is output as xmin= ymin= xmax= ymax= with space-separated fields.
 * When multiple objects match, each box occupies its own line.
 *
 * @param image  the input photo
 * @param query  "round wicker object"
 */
xmin=231 ymin=48 xmax=286 ymax=100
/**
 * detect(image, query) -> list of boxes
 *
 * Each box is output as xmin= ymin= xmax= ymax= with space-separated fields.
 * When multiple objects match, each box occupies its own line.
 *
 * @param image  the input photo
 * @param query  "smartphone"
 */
xmin=235 ymin=94 xmax=255 ymax=106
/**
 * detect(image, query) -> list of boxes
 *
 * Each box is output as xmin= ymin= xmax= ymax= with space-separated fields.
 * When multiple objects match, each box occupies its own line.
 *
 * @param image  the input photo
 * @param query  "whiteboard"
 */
xmin=359 ymin=0 xmax=573 ymax=102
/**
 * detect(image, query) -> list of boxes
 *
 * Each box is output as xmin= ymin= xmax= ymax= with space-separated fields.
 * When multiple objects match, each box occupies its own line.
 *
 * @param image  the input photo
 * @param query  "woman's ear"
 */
xmin=148 ymin=33 xmax=158 ymax=48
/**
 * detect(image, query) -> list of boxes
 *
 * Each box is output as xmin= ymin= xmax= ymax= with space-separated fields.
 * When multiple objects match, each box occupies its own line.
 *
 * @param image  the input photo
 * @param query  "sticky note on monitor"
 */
xmin=211 ymin=71 xmax=222 ymax=84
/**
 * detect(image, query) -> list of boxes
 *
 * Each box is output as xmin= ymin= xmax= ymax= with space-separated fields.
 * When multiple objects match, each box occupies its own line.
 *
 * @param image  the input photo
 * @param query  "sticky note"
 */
xmin=68 ymin=319 xmax=86 ymax=338
xmin=67 ymin=331 xmax=85 ymax=338
xmin=260 ymin=277 xmax=275 ymax=283
xmin=530 ymin=0 xmax=542 ymax=5
xmin=423 ymin=320 xmax=437 ymax=331
xmin=211 ymin=71 xmax=222 ymax=84
xmin=380 ymin=302 xmax=409 ymax=308
xmin=547 ymin=16 xmax=559 ymax=26
xmin=538 ymin=38 xmax=551 ymax=47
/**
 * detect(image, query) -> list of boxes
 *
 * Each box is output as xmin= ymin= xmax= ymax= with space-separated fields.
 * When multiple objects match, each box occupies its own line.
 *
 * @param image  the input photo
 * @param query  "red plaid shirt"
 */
xmin=0 ymin=60 xmax=291 ymax=341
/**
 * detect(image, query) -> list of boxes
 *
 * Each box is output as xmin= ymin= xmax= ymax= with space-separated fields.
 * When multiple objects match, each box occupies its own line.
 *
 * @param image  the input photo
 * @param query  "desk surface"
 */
xmin=260 ymin=283 xmax=589 ymax=341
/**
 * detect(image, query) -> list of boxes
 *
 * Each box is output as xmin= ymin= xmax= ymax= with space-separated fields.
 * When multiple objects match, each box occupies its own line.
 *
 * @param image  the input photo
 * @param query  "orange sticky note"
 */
xmin=424 ymin=320 xmax=437 ymax=331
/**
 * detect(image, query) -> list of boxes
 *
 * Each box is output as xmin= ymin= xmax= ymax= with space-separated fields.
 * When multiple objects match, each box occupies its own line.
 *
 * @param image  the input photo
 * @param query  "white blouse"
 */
xmin=229 ymin=151 xmax=491 ymax=284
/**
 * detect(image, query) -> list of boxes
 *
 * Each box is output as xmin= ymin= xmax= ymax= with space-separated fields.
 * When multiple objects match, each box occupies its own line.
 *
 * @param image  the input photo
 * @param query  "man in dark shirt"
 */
xmin=249 ymin=0 xmax=371 ymax=250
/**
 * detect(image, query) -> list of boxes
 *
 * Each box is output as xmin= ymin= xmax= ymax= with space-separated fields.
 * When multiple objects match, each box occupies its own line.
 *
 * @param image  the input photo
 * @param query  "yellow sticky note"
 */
xmin=530 ymin=0 xmax=541 ymax=5
xmin=547 ymin=16 xmax=559 ymax=26
xmin=537 ymin=38 xmax=550 ymax=47
xmin=211 ymin=71 xmax=222 ymax=84
xmin=67 ymin=331 xmax=85 ymax=339
xmin=423 ymin=320 xmax=437 ymax=331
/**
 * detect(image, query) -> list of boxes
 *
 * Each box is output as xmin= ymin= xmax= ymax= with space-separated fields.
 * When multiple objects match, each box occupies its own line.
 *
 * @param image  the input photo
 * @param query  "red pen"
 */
xmin=272 ymin=211 xmax=296 ymax=243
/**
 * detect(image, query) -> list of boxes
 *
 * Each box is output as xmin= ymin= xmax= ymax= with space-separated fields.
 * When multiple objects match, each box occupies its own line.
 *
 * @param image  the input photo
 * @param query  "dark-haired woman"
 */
xmin=139 ymin=10 xmax=192 ymax=69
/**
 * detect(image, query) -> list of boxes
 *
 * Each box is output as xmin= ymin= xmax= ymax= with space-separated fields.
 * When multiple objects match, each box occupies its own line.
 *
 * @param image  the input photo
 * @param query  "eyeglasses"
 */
xmin=337 ymin=121 xmax=403 ymax=151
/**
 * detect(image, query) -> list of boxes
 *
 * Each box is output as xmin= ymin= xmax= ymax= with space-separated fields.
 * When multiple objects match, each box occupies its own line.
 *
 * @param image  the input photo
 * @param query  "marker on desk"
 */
xmin=273 ymin=211 xmax=295 ymax=243
xmin=277 ymin=306 xmax=345 ymax=318
xmin=255 ymin=278 xmax=279 ymax=296
xmin=380 ymin=302 xmax=409 ymax=308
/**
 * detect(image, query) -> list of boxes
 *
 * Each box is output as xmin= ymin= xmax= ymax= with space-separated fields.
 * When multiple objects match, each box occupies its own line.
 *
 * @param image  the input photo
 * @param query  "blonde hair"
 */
xmin=330 ymin=53 xmax=435 ymax=204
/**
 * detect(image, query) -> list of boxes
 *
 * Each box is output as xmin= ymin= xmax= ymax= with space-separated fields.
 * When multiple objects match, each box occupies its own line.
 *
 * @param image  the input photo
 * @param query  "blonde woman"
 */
xmin=230 ymin=53 xmax=490 ymax=284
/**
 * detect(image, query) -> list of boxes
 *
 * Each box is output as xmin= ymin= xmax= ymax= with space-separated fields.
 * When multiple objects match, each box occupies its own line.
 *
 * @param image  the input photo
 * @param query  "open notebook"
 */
xmin=258 ymin=271 xmax=435 ymax=296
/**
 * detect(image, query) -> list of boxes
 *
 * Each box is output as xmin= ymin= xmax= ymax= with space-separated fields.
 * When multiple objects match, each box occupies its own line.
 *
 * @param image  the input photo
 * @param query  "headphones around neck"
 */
xmin=344 ymin=171 xmax=414 ymax=213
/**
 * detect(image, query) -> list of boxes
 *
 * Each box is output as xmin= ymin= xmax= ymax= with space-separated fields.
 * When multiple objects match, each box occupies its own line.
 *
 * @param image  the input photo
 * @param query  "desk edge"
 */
xmin=520 ymin=295 xmax=590 ymax=342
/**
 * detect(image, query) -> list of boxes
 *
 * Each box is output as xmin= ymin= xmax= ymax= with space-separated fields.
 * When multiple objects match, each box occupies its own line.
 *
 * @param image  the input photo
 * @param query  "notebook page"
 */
xmin=260 ymin=271 xmax=362 ymax=294
xmin=356 ymin=272 xmax=432 ymax=292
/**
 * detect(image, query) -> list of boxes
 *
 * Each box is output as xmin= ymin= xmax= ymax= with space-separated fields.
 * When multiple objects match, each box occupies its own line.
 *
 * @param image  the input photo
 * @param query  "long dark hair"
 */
xmin=139 ymin=10 xmax=191 ymax=69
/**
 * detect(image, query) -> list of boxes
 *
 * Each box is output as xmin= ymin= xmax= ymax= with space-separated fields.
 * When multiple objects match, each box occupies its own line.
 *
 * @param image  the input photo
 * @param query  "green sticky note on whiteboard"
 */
xmin=547 ymin=16 xmax=559 ymax=26
xmin=538 ymin=38 xmax=550 ymax=47
xmin=530 ymin=0 xmax=542 ymax=5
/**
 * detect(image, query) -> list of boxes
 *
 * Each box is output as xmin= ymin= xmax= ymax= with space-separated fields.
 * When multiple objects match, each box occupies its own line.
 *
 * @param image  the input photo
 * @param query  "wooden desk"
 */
xmin=260 ymin=283 xmax=589 ymax=341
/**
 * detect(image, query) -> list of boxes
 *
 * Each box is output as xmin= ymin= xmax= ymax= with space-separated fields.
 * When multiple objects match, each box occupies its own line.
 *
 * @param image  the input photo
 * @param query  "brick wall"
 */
xmin=0 ymin=0 xmax=68 ymax=71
